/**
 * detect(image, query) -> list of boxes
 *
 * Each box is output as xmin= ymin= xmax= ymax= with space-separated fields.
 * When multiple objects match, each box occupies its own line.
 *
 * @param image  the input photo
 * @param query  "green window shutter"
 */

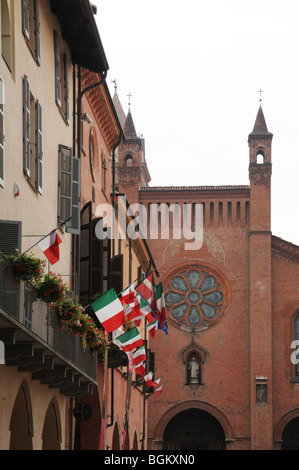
xmin=58 ymin=145 xmax=72 ymax=224
xmin=35 ymin=100 xmax=42 ymax=194
xmin=23 ymin=76 xmax=30 ymax=177
xmin=21 ymin=0 xmax=30 ymax=40
xmin=63 ymin=53 xmax=69 ymax=124
xmin=66 ymin=155 xmax=81 ymax=235
xmin=33 ymin=0 xmax=40 ymax=65
xmin=0 ymin=77 xmax=4 ymax=188
xmin=54 ymin=31 xmax=61 ymax=106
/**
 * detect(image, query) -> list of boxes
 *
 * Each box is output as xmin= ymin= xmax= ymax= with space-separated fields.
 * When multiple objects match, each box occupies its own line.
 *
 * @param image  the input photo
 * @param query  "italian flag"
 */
xmin=156 ymin=282 xmax=167 ymax=328
xmin=156 ymin=383 xmax=163 ymax=396
xmin=38 ymin=230 xmax=62 ymax=265
xmin=133 ymin=346 xmax=146 ymax=365
xmin=152 ymin=377 xmax=161 ymax=389
xmin=91 ymin=289 xmax=125 ymax=334
xmin=144 ymin=371 xmax=153 ymax=387
xmin=117 ymin=327 xmax=143 ymax=352
xmin=135 ymin=360 xmax=146 ymax=378
xmin=120 ymin=283 xmax=135 ymax=305
xmin=139 ymin=297 xmax=155 ymax=323
xmin=135 ymin=273 xmax=157 ymax=312
xmin=125 ymin=295 xmax=141 ymax=321
xmin=147 ymin=319 xmax=158 ymax=338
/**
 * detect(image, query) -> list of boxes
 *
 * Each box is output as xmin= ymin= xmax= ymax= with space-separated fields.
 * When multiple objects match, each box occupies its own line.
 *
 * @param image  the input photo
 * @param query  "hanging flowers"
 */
xmin=6 ymin=251 xmax=46 ymax=282
xmin=36 ymin=271 xmax=68 ymax=302
xmin=80 ymin=313 xmax=110 ymax=357
xmin=51 ymin=297 xmax=110 ymax=359
xmin=52 ymin=296 xmax=84 ymax=332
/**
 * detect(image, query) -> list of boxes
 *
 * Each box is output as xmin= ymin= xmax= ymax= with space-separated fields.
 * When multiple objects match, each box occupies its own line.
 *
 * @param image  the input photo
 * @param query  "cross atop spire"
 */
xmin=258 ymin=89 xmax=264 ymax=103
xmin=127 ymin=93 xmax=132 ymax=107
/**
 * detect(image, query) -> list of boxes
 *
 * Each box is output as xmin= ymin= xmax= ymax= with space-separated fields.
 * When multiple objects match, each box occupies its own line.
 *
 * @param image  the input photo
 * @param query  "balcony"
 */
xmin=0 ymin=253 xmax=97 ymax=396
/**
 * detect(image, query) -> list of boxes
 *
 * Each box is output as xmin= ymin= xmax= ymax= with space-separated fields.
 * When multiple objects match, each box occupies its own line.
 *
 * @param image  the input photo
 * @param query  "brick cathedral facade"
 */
xmin=114 ymin=89 xmax=299 ymax=450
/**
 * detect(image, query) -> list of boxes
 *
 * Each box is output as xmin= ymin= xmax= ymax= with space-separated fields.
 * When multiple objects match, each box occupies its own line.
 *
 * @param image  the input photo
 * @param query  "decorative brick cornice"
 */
xmin=271 ymin=235 xmax=299 ymax=264
xmin=140 ymin=185 xmax=250 ymax=192
xmin=249 ymin=163 xmax=272 ymax=183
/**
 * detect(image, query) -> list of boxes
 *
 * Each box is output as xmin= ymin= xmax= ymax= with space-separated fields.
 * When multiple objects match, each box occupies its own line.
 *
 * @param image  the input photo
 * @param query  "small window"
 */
xmin=58 ymin=145 xmax=80 ymax=235
xmin=54 ymin=31 xmax=69 ymax=124
xmin=21 ymin=0 xmax=40 ymax=65
xmin=23 ymin=76 xmax=42 ymax=194
xmin=125 ymin=155 xmax=133 ymax=167
xmin=256 ymin=150 xmax=264 ymax=164
xmin=1 ymin=0 xmax=12 ymax=70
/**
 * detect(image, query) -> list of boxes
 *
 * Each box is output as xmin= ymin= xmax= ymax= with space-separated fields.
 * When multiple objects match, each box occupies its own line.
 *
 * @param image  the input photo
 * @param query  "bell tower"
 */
xmin=248 ymin=104 xmax=273 ymax=231
xmin=116 ymin=107 xmax=151 ymax=205
xmin=248 ymin=104 xmax=273 ymax=449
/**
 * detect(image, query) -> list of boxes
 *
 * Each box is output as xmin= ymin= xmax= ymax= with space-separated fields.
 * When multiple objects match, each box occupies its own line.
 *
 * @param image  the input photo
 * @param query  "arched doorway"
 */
xmin=163 ymin=408 xmax=226 ymax=450
xmin=112 ymin=422 xmax=120 ymax=449
xmin=42 ymin=397 xmax=62 ymax=450
xmin=9 ymin=380 xmax=33 ymax=450
xmin=282 ymin=417 xmax=299 ymax=450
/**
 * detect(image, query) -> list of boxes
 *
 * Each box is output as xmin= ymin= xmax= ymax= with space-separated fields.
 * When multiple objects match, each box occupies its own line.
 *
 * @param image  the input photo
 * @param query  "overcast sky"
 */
xmin=95 ymin=0 xmax=299 ymax=246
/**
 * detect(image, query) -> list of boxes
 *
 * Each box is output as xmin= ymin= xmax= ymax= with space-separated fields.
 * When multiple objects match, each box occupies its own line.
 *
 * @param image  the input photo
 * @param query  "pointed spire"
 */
xmin=252 ymin=105 xmax=269 ymax=133
xmin=112 ymin=87 xmax=127 ymax=130
xmin=249 ymin=105 xmax=273 ymax=141
xmin=123 ymin=109 xmax=138 ymax=140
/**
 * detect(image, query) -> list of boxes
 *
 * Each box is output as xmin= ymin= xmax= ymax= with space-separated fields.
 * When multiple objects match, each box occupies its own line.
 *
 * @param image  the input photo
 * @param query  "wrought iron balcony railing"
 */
xmin=0 ymin=252 xmax=97 ymax=395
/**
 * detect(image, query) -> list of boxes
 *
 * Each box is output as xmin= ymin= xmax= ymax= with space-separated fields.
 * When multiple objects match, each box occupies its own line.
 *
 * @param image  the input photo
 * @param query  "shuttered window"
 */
xmin=58 ymin=145 xmax=80 ymax=234
xmin=21 ymin=0 xmax=40 ymax=65
xmin=54 ymin=31 xmax=61 ymax=107
xmin=23 ymin=76 xmax=30 ymax=178
xmin=110 ymin=254 xmax=123 ymax=295
xmin=54 ymin=32 xmax=69 ymax=124
xmin=79 ymin=203 xmax=111 ymax=300
xmin=0 ymin=220 xmax=21 ymax=319
xmin=23 ymin=76 xmax=42 ymax=193
xmin=0 ymin=77 xmax=4 ymax=187
xmin=35 ymin=100 xmax=42 ymax=194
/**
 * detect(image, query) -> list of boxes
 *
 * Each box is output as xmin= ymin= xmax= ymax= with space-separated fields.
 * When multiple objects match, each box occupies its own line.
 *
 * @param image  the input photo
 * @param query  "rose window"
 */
xmin=164 ymin=263 xmax=231 ymax=330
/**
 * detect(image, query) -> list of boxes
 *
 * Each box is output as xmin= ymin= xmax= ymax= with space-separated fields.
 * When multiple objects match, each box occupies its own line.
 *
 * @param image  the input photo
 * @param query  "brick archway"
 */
xmin=153 ymin=400 xmax=234 ymax=445
xmin=274 ymin=408 xmax=299 ymax=448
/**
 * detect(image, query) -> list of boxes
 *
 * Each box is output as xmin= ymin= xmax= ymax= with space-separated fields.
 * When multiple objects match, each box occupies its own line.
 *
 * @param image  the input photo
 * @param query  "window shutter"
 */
xmin=91 ymin=219 xmax=111 ymax=296
xmin=0 ymin=77 xmax=4 ymax=188
xmin=58 ymin=145 xmax=72 ymax=224
xmin=33 ymin=0 xmax=40 ymax=65
xmin=0 ymin=221 xmax=22 ymax=319
xmin=54 ymin=31 xmax=61 ymax=106
xmin=80 ymin=202 xmax=92 ymax=299
xmin=63 ymin=53 xmax=69 ymax=124
xmin=66 ymin=155 xmax=81 ymax=235
xmin=21 ymin=0 xmax=30 ymax=40
xmin=23 ymin=76 xmax=30 ymax=177
xmin=35 ymin=100 xmax=42 ymax=194
xmin=110 ymin=254 xmax=123 ymax=294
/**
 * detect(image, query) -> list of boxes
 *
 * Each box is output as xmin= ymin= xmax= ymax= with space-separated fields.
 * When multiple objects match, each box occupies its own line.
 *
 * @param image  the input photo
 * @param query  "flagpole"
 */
xmin=14 ymin=216 xmax=72 ymax=260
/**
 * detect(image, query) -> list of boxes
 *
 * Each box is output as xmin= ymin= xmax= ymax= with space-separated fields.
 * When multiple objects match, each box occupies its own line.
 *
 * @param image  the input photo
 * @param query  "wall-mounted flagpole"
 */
xmin=12 ymin=217 xmax=72 ymax=263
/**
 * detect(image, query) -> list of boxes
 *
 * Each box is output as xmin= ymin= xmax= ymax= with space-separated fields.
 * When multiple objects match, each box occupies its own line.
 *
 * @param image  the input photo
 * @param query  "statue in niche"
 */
xmin=188 ymin=356 xmax=200 ymax=384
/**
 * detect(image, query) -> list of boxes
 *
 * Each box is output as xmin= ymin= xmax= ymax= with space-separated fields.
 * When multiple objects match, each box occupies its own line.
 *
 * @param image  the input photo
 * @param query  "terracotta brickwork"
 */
xmin=115 ymin=102 xmax=299 ymax=450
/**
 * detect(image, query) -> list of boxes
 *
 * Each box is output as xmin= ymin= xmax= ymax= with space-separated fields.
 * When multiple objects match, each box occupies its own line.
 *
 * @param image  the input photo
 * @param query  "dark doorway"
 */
xmin=282 ymin=417 xmax=299 ymax=450
xmin=163 ymin=408 xmax=226 ymax=450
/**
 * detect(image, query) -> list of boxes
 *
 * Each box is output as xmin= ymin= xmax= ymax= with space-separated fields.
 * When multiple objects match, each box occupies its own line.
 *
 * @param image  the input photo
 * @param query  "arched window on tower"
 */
xmin=256 ymin=150 xmax=265 ymax=164
xmin=125 ymin=154 xmax=133 ymax=167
